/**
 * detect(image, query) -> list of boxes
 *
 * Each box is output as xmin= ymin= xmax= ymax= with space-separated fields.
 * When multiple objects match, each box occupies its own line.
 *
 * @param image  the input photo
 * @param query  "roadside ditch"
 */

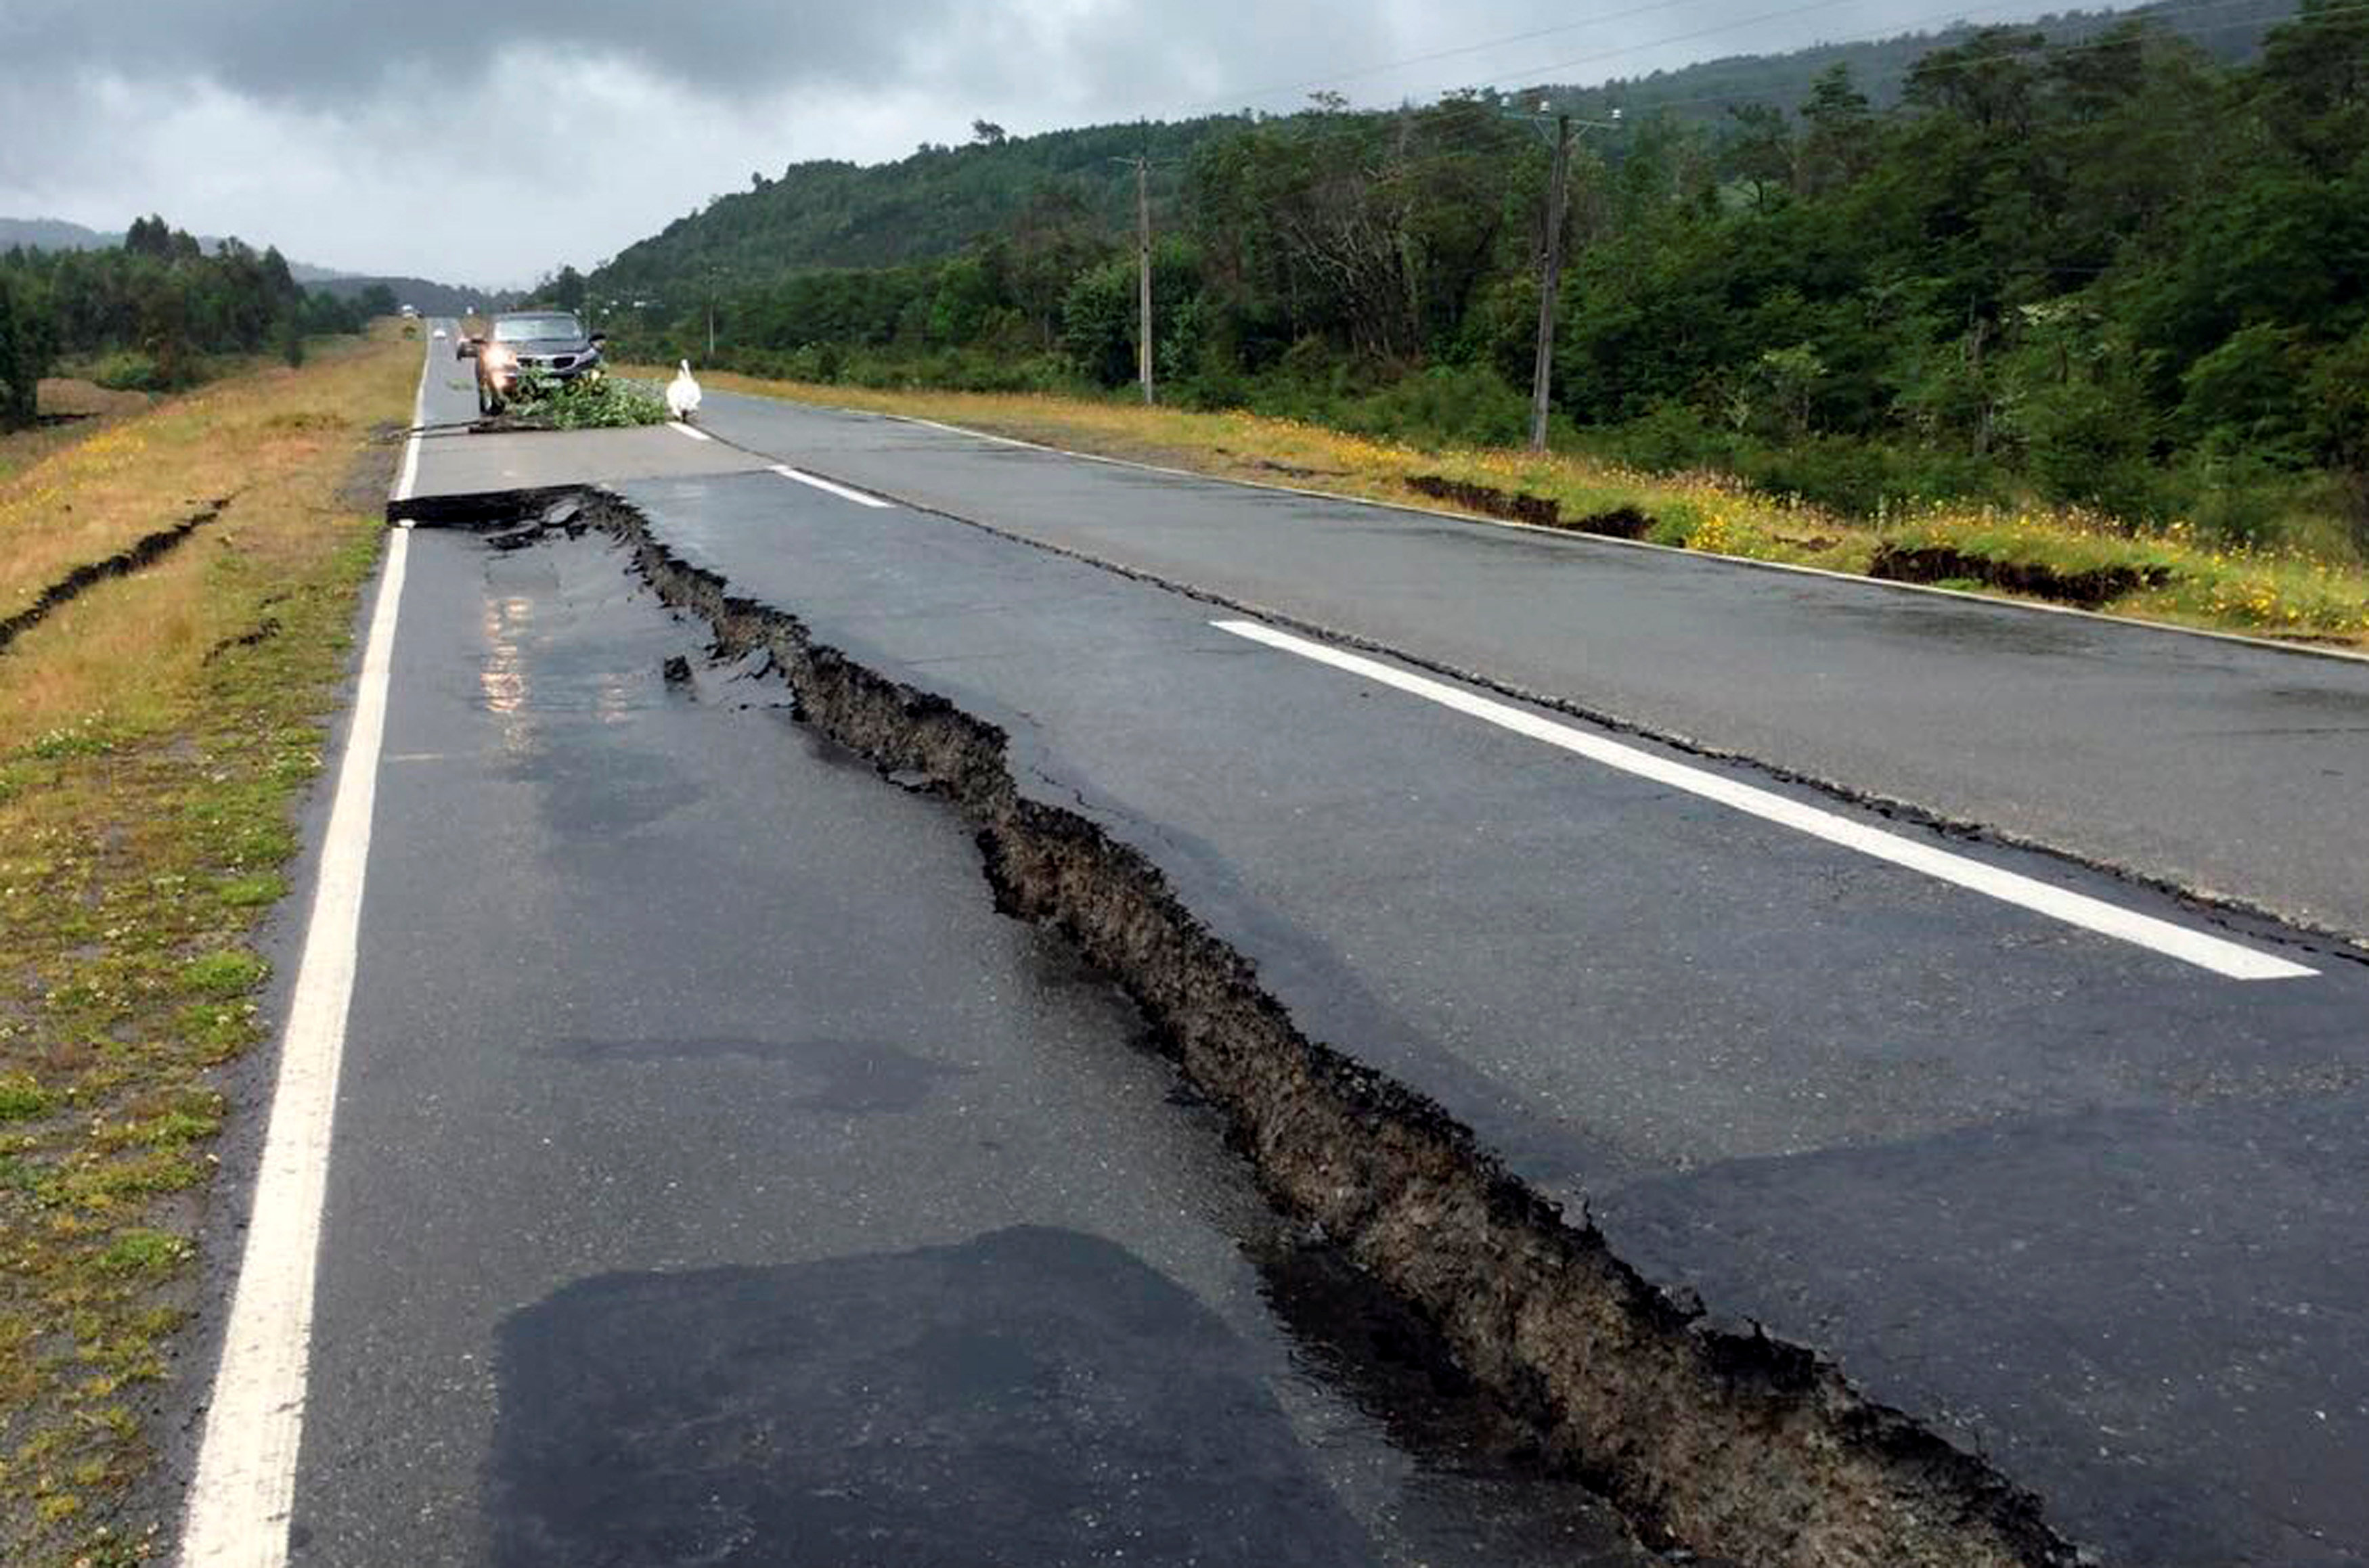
xmin=445 ymin=489 xmax=2083 ymax=1568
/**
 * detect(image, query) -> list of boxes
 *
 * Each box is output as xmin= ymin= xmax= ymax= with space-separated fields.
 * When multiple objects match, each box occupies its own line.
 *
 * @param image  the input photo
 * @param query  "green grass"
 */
xmin=0 ymin=325 xmax=413 ymax=1565
xmin=0 ymin=1076 xmax=49 ymax=1123
xmin=93 ymin=1232 xmax=190 ymax=1280
xmin=178 ymin=951 xmax=267 ymax=1001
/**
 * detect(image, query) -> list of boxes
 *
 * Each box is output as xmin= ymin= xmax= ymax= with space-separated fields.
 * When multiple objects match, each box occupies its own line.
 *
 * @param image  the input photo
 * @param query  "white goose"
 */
xmin=666 ymin=359 xmax=703 ymax=422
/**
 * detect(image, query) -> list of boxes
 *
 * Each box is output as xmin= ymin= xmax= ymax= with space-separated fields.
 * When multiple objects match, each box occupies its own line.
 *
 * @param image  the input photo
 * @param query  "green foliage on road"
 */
xmin=596 ymin=0 xmax=2369 ymax=563
xmin=499 ymin=368 xmax=670 ymax=430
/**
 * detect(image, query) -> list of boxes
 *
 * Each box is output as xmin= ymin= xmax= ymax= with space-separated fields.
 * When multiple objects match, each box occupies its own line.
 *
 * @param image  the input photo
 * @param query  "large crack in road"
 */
xmin=460 ymin=489 xmax=2079 ymax=1568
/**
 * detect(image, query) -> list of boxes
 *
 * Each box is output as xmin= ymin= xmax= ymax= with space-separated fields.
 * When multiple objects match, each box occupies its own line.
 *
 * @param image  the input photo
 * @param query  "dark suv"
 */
xmin=464 ymin=311 xmax=604 ymax=413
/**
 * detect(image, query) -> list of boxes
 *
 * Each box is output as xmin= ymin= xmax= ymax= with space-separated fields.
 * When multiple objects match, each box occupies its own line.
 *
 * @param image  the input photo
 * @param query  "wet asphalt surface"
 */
xmin=684 ymin=390 xmax=2369 ymax=945
xmin=624 ymin=467 xmax=2369 ymax=1568
xmin=292 ymin=520 xmax=1652 ymax=1568
xmin=294 ymin=338 xmax=2369 ymax=1567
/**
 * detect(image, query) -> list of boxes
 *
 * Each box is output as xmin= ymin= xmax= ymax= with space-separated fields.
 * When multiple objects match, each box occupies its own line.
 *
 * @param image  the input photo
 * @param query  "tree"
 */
xmin=1006 ymin=184 xmax=1112 ymax=346
xmin=125 ymin=215 xmax=174 ymax=259
xmin=0 ymin=273 xmax=46 ymax=428
xmin=2255 ymin=0 xmax=2369 ymax=173
xmin=1755 ymin=344 xmax=1826 ymax=437
xmin=971 ymin=119 xmax=1009 ymax=146
xmin=1 ymin=211 xmax=369 ymax=405
xmin=1797 ymin=65 xmax=1874 ymax=195
xmin=1722 ymin=104 xmax=1794 ymax=209
xmin=1904 ymin=29 xmax=2046 ymax=134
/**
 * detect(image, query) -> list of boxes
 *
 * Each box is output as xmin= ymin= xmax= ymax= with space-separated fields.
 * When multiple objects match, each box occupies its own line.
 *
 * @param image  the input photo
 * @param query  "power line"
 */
xmin=1167 ymin=0 xmax=2306 ymax=137
xmin=1408 ymin=0 xmax=2270 ymax=102
xmin=1260 ymin=0 xmax=2320 ymax=152
xmin=1568 ymin=0 xmax=2337 ymax=117
xmin=1162 ymin=0 xmax=1860 ymax=116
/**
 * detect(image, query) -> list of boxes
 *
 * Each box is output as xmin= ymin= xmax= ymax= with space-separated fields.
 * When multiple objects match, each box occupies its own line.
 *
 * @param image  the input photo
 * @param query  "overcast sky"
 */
xmin=1 ymin=0 xmax=2029 ymax=287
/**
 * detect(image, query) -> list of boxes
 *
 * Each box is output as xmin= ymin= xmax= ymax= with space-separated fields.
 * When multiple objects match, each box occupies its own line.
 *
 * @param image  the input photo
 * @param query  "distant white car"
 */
xmin=432 ymin=328 xmax=448 ymax=340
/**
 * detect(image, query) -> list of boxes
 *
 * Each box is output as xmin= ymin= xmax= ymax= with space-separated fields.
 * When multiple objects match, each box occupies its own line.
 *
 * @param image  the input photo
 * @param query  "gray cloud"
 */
xmin=0 ymin=1 xmax=940 ymax=101
xmin=0 ymin=0 xmax=1995 ymax=284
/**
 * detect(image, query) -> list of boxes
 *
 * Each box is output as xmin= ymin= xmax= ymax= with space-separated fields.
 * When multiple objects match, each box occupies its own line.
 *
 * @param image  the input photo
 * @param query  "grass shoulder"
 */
xmin=0 ymin=323 xmax=414 ymax=1565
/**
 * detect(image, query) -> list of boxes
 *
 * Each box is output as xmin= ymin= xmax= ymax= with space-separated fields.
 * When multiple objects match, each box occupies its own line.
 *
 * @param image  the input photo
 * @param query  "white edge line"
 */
xmin=390 ymin=333 xmax=430 ymax=503
xmin=1213 ymin=618 xmax=2316 ymax=982
xmin=667 ymin=419 xmax=714 ymax=442
xmin=717 ymin=389 xmax=2367 ymax=669
xmin=178 ymin=527 xmax=412 ymax=1567
xmin=769 ymin=462 xmax=893 ymax=509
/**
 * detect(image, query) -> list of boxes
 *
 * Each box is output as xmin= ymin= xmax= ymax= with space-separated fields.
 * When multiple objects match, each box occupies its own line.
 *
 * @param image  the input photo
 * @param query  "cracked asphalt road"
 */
xmin=682 ymin=388 xmax=2369 ymax=947
xmin=620 ymin=462 xmax=2369 ymax=1568
xmin=217 ymin=333 xmax=2369 ymax=1567
xmin=287 ymin=517 xmax=1650 ymax=1568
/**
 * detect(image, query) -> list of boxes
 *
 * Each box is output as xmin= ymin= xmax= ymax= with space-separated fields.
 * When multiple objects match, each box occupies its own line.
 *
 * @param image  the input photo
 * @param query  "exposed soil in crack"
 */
xmin=1405 ymin=474 xmax=1654 ymax=540
xmin=0 ymin=495 xmax=234 ymax=654
xmin=831 ymin=474 xmax=2360 ymax=962
xmin=1867 ymin=543 xmax=2173 ymax=608
xmin=201 ymin=615 xmax=281 ymax=664
xmin=460 ymin=489 xmax=2084 ymax=1568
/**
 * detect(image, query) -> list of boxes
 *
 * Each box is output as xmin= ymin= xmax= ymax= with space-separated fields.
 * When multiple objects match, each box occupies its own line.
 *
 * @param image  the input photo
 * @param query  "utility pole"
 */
xmin=1509 ymin=102 xmax=1619 ymax=452
xmin=1108 ymin=152 xmax=1161 ymax=404
xmin=1529 ymin=114 xmax=1572 ymax=453
xmin=1134 ymin=154 xmax=1154 ymax=405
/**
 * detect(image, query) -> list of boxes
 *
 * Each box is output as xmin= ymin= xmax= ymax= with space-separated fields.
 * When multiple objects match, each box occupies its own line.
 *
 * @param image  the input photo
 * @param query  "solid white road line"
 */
xmin=770 ymin=463 xmax=893 ymax=508
xmin=179 ymin=524 xmax=414 ymax=1567
xmin=391 ymin=337 xmax=430 ymax=503
xmin=666 ymin=419 xmax=714 ymax=442
xmin=1214 ymin=619 xmax=2317 ymax=982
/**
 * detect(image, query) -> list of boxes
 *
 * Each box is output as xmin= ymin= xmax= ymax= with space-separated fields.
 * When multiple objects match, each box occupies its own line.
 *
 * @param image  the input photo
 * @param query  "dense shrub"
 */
xmin=88 ymin=350 xmax=169 ymax=392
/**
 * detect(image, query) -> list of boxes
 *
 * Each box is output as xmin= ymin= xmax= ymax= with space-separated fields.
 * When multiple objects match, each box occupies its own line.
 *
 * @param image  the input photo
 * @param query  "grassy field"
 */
xmin=673 ymin=370 xmax=2369 ymax=650
xmin=0 ymin=326 xmax=412 ymax=1565
xmin=0 ymin=384 xmax=156 ymax=493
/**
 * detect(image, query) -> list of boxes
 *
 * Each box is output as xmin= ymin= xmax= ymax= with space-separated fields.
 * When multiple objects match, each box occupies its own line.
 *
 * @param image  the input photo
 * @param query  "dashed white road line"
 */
xmin=1214 ymin=619 xmax=2316 ymax=982
xmin=179 ymin=524 xmax=414 ymax=1567
xmin=770 ymin=462 xmax=894 ymax=508
xmin=666 ymin=419 xmax=714 ymax=442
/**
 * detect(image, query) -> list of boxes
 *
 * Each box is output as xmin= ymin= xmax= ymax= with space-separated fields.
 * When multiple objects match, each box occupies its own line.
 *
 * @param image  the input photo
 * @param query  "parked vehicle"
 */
xmin=460 ymin=311 xmax=605 ymax=414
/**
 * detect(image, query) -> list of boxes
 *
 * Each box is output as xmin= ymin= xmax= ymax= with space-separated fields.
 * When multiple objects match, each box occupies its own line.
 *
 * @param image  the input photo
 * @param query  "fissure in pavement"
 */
xmin=465 ymin=491 xmax=2080 ymax=1568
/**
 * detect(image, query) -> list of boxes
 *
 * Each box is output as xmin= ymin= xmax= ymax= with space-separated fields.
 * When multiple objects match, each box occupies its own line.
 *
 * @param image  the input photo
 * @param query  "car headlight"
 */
xmin=482 ymin=345 xmax=516 ymax=372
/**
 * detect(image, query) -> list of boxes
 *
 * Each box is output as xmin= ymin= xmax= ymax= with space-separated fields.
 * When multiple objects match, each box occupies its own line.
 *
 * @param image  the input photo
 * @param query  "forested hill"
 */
xmin=0 ymin=217 xmax=350 ymax=283
xmin=308 ymin=275 xmax=514 ymax=316
xmin=588 ymin=0 xmax=2297 ymax=294
xmin=592 ymin=117 xmax=1226 ymax=294
xmin=1564 ymin=0 xmax=2296 ymax=125
xmin=0 ymin=220 xmax=504 ymax=311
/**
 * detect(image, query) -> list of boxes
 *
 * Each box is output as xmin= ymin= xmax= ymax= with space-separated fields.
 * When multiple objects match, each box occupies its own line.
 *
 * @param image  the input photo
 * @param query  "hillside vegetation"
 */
xmin=1 ymin=217 xmax=382 ymax=421
xmin=592 ymin=0 xmax=2366 ymax=565
xmin=589 ymin=0 xmax=2298 ymax=287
